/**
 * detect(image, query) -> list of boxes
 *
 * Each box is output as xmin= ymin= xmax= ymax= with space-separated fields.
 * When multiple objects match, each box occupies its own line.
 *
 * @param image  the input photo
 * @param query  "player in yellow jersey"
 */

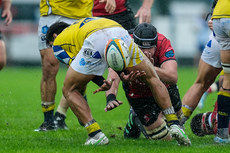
xmin=211 ymin=0 xmax=230 ymax=143
xmin=36 ymin=0 xmax=94 ymax=132
xmin=46 ymin=17 xmax=191 ymax=146
xmin=53 ymin=0 xmax=156 ymax=131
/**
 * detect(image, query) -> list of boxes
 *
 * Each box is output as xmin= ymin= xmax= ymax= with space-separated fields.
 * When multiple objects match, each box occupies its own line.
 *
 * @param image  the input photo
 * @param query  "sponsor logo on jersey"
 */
xmin=92 ymin=51 xmax=101 ymax=59
xmin=42 ymin=25 xmax=49 ymax=34
xmin=83 ymin=49 xmax=101 ymax=59
xmin=79 ymin=58 xmax=86 ymax=66
xmin=165 ymin=50 xmax=174 ymax=58
xmin=41 ymin=35 xmax=46 ymax=41
xmin=83 ymin=48 xmax=93 ymax=57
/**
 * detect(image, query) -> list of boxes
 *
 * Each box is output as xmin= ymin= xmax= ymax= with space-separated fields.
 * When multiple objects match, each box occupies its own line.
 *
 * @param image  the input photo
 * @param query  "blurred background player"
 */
xmin=212 ymin=0 xmax=230 ymax=143
xmin=181 ymin=26 xmax=222 ymax=127
xmin=0 ymin=0 xmax=12 ymax=70
xmin=35 ymin=0 xmax=94 ymax=131
xmin=53 ymin=0 xmax=154 ymax=129
xmin=182 ymin=0 xmax=230 ymax=143
xmin=190 ymin=71 xmax=227 ymax=137
xmin=180 ymin=0 xmax=222 ymax=127
xmin=101 ymin=23 xmax=190 ymax=145
xmin=93 ymin=0 xmax=154 ymax=29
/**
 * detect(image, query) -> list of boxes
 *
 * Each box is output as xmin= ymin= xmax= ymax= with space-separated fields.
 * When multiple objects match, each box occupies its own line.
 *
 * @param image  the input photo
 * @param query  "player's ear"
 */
xmin=53 ymin=33 xmax=58 ymax=39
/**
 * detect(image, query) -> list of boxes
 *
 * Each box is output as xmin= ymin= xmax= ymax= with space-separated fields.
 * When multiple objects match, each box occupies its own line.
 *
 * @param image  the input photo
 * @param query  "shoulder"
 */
xmin=157 ymin=33 xmax=171 ymax=47
xmin=157 ymin=33 xmax=167 ymax=41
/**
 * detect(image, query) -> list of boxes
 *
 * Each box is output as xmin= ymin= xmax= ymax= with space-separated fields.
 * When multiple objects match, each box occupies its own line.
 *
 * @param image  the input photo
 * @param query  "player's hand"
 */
xmin=2 ymin=9 xmax=12 ymax=26
xmin=120 ymin=71 xmax=146 ymax=82
xmin=104 ymin=100 xmax=123 ymax=112
xmin=208 ymin=19 xmax=213 ymax=31
xmin=135 ymin=6 xmax=151 ymax=23
xmin=144 ymin=51 xmax=154 ymax=64
xmin=99 ymin=0 xmax=116 ymax=14
xmin=93 ymin=78 xmax=114 ymax=94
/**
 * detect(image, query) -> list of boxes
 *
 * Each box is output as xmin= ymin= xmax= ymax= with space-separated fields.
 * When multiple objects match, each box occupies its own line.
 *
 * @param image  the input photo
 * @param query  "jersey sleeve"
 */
xmin=127 ymin=40 xmax=144 ymax=67
xmin=52 ymin=45 xmax=74 ymax=65
xmin=158 ymin=36 xmax=176 ymax=65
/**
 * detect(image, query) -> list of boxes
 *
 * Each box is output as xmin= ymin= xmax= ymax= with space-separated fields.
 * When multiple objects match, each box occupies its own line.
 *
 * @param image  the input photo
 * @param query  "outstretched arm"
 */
xmin=1 ymin=0 xmax=12 ymax=26
xmin=135 ymin=0 xmax=154 ymax=23
xmin=104 ymin=68 xmax=123 ymax=112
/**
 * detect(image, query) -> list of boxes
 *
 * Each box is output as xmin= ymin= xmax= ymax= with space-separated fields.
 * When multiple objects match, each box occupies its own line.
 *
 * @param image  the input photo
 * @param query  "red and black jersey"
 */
xmin=93 ymin=0 xmax=127 ymax=16
xmin=124 ymin=32 xmax=176 ymax=98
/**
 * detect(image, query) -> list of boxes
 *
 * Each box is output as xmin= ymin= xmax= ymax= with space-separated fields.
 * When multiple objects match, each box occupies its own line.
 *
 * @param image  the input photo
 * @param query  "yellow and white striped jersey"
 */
xmin=40 ymin=0 xmax=93 ymax=19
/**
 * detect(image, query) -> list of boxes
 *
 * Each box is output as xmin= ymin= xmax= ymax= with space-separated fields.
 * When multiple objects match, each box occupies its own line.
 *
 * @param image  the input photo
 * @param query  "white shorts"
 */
xmin=201 ymin=32 xmax=221 ymax=68
xmin=212 ymin=18 xmax=230 ymax=51
xmin=38 ymin=15 xmax=77 ymax=50
xmin=70 ymin=27 xmax=131 ymax=76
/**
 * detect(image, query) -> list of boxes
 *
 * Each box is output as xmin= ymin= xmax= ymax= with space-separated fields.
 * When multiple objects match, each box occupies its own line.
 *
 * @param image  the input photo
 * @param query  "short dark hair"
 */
xmin=46 ymin=22 xmax=70 ymax=45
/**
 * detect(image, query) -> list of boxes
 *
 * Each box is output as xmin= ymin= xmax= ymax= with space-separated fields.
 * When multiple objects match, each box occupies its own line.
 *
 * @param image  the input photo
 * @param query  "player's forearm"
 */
xmin=142 ymin=0 xmax=154 ymax=9
xmin=105 ymin=68 xmax=120 ymax=96
xmin=2 ymin=0 xmax=11 ymax=10
xmin=154 ymin=66 xmax=178 ymax=85
xmin=148 ymin=77 xmax=172 ymax=109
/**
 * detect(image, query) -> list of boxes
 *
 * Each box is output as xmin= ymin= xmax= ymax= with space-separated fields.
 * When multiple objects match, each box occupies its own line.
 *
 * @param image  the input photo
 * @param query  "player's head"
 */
xmin=190 ymin=112 xmax=214 ymax=136
xmin=133 ymin=23 xmax=158 ymax=49
xmin=46 ymin=22 xmax=70 ymax=47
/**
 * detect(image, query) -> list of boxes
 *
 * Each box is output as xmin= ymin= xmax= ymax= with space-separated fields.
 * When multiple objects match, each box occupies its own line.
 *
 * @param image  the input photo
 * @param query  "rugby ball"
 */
xmin=105 ymin=39 xmax=130 ymax=72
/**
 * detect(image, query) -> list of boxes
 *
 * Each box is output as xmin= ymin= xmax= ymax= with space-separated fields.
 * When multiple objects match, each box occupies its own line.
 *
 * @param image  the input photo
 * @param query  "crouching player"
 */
xmin=46 ymin=17 xmax=190 ymax=145
xmin=102 ymin=23 xmax=188 ymax=145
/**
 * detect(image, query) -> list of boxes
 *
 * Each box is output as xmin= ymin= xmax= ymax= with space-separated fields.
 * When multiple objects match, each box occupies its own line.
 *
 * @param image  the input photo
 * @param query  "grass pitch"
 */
xmin=0 ymin=66 xmax=230 ymax=153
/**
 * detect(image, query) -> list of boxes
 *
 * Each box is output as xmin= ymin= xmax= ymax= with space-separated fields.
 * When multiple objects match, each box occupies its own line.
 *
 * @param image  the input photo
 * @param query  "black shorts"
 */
xmin=99 ymin=9 xmax=137 ymax=30
xmin=127 ymin=96 xmax=161 ymax=126
xmin=125 ymin=85 xmax=182 ymax=126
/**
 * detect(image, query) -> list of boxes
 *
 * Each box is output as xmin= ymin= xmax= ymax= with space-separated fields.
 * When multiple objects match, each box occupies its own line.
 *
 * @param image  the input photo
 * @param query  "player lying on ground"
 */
xmin=46 ymin=17 xmax=190 ymax=146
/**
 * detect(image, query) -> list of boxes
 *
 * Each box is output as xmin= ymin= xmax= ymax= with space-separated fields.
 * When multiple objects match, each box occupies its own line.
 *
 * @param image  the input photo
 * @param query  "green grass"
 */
xmin=0 ymin=66 xmax=230 ymax=153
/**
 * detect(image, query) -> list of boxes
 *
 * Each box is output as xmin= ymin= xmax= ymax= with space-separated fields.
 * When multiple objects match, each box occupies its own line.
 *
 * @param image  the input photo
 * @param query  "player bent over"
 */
xmin=102 ymin=23 xmax=188 ymax=144
xmin=46 ymin=17 xmax=190 ymax=145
